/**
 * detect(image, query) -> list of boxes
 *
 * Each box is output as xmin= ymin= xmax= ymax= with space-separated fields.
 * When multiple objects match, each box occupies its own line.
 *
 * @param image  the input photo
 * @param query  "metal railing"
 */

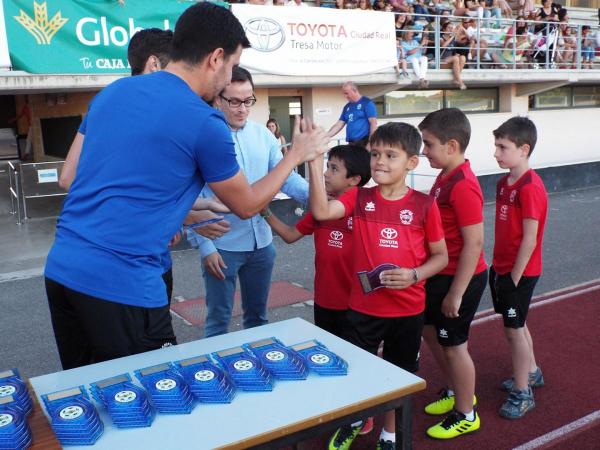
xmin=394 ymin=12 xmax=600 ymax=71
xmin=7 ymin=161 xmax=66 ymax=224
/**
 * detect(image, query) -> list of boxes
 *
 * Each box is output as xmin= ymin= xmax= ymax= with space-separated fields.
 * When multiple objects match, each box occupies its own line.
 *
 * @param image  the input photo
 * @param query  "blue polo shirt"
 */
xmin=45 ymin=71 xmax=239 ymax=307
xmin=339 ymin=96 xmax=377 ymax=142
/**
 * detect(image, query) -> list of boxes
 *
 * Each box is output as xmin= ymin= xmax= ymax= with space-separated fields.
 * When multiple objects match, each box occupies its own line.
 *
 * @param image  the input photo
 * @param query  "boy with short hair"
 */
xmin=418 ymin=108 xmax=488 ymax=439
xmin=263 ymin=145 xmax=371 ymax=339
xmin=309 ymin=122 xmax=448 ymax=450
xmin=490 ymin=116 xmax=547 ymax=419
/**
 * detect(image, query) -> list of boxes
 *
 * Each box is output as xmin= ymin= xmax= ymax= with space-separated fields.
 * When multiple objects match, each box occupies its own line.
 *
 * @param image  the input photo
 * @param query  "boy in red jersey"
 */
xmin=491 ymin=116 xmax=547 ymax=419
xmin=418 ymin=108 xmax=487 ymax=439
xmin=310 ymin=122 xmax=448 ymax=450
xmin=262 ymin=145 xmax=371 ymax=339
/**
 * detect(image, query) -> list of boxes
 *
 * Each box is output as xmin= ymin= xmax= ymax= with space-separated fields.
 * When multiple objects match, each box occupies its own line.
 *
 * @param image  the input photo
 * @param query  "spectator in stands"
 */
xmin=286 ymin=0 xmax=307 ymax=5
xmin=358 ymin=0 xmax=372 ymax=10
xmin=555 ymin=22 xmax=576 ymax=68
xmin=395 ymin=13 xmax=413 ymax=39
xmin=401 ymin=27 xmax=430 ymax=88
xmin=463 ymin=17 xmax=505 ymax=66
xmin=273 ymin=0 xmax=285 ymax=4
xmin=534 ymin=0 xmax=560 ymax=33
xmin=373 ymin=0 xmax=388 ymax=11
xmin=267 ymin=118 xmax=287 ymax=149
xmin=581 ymin=25 xmax=596 ymax=69
xmin=440 ymin=21 xmax=468 ymax=89
xmin=344 ymin=0 xmax=358 ymax=8
xmin=389 ymin=0 xmax=411 ymax=13
xmin=506 ymin=0 xmax=535 ymax=17
xmin=327 ymin=82 xmax=377 ymax=147
xmin=498 ymin=16 xmax=533 ymax=68
xmin=334 ymin=0 xmax=345 ymax=8
xmin=397 ymin=37 xmax=410 ymax=78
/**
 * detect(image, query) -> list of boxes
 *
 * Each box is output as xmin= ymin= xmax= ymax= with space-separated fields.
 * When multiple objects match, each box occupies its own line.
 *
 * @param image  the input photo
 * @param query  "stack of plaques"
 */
xmin=90 ymin=374 xmax=155 ymax=428
xmin=0 ymin=369 xmax=32 ymax=416
xmin=41 ymin=386 xmax=103 ymax=446
xmin=133 ymin=363 xmax=195 ymax=414
xmin=244 ymin=338 xmax=308 ymax=381
xmin=290 ymin=340 xmax=348 ymax=376
xmin=174 ymin=356 xmax=236 ymax=404
xmin=212 ymin=346 xmax=274 ymax=392
xmin=0 ymin=395 xmax=32 ymax=450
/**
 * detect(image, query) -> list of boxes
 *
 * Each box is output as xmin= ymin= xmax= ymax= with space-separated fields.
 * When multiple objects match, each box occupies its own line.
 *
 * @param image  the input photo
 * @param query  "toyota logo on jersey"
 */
xmin=330 ymin=230 xmax=343 ymax=240
xmin=328 ymin=230 xmax=344 ymax=249
xmin=379 ymin=227 xmax=398 ymax=248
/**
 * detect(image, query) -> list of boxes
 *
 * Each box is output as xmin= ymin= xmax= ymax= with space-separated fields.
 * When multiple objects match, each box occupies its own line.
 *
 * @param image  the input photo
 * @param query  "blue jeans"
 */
xmin=202 ymin=243 xmax=276 ymax=337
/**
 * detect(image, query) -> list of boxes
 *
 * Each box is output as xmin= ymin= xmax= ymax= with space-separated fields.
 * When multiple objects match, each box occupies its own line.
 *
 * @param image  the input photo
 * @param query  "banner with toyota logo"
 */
xmin=232 ymin=4 xmax=397 ymax=76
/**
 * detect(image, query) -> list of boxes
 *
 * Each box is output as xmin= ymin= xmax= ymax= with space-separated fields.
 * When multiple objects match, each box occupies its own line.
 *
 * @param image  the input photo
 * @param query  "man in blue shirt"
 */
xmin=189 ymin=67 xmax=308 ymax=337
xmin=326 ymin=81 xmax=378 ymax=147
xmin=44 ymin=3 xmax=329 ymax=369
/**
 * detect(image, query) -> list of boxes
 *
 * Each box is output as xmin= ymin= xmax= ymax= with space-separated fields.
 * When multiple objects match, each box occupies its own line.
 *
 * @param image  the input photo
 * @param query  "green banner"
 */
xmin=3 ymin=0 xmax=199 ymax=74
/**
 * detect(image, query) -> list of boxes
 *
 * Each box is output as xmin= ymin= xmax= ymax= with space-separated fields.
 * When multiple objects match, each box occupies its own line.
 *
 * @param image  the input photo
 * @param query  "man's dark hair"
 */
xmin=128 ymin=28 xmax=173 ymax=75
xmin=170 ymin=3 xmax=250 ymax=65
xmin=328 ymin=145 xmax=371 ymax=187
xmin=493 ymin=116 xmax=537 ymax=156
xmin=231 ymin=66 xmax=254 ymax=90
xmin=369 ymin=122 xmax=422 ymax=157
xmin=418 ymin=108 xmax=471 ymax=152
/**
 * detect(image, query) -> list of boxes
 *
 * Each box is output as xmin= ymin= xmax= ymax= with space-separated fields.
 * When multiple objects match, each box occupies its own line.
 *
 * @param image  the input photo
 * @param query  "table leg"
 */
xmin=395 ymin=395 xmax=413 ymax=450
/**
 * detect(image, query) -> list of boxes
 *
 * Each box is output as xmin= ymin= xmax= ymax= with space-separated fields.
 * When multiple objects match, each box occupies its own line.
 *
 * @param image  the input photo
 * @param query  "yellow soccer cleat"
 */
xmin=424 ymin=389 xmax=477 ymax=415
xmin=427 ymin=410 xmax=480 ymax=439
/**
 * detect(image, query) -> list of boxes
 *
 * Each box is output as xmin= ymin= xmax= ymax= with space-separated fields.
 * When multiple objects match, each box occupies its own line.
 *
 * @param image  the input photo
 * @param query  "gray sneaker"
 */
xmin=499 ymin=387 xmax=535 ymax=419
xmin=501 ymin=367 xmax=545 ymax=392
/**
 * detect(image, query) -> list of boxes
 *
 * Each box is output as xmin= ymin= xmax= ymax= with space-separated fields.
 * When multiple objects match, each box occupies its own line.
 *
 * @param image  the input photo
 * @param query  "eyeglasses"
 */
xmin=219 ymin=94 xmax=257 ymax=108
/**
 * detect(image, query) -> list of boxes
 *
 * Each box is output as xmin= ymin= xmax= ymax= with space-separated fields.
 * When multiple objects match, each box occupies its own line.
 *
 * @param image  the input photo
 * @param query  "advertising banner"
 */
xmin=232 ymin=4 xmax=397 ymax=76
xmin=2 ymin=0 xmax=192 ymax=74
xmin=0 ymin=1 xmax=11 ymax=69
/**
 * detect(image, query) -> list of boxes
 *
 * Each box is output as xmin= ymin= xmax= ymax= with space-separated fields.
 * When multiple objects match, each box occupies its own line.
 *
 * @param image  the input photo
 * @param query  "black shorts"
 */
xmin=424 ymin=270 xmax=487 ymax=346
xmin=162 ymin=268 xmax=173 ymax=303
xmin=489 ymin=266 xmax=539 ymax=329
xmin=344 ymin=309 xmax=424 ymax=373
xmin=45 ymin=277 xmax=177 ymax=370
xmin=313 ymin=304 xmax=350 ymax=341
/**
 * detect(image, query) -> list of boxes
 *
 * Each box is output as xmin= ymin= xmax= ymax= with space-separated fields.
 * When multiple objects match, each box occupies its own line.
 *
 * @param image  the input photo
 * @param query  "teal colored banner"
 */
xmin=3 ymin=0 xmax=197 ymax=74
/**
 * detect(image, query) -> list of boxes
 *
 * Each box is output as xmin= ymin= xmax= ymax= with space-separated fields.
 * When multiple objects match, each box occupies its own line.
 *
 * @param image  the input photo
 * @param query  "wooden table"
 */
xmin=29 ymin=318 xmax=425 ymax=449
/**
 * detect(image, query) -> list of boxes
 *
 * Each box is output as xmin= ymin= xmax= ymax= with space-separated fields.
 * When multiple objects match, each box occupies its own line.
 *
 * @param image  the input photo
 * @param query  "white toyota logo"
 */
xmin=233 ymin=360 xmax=254 ymax=371
xmin=244 ymin=18 xmax=285 ymax=52
xmin=501 ymin=205 xmax=509 ymax=214
xmin=380 ymin=228 xmax=397 ymax=239
xmin=330 ymin=230 xmax=343 ymax=241
xmin=195 ymin=370 xmax=215 ymax=382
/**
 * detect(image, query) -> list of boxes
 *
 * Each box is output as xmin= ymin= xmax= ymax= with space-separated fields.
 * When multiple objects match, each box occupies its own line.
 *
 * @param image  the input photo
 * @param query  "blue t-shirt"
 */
xmin=78 ymin=116 xmax=174 ymax=273
xmin=45 ymin=71 xmax=239 ymax=307
xmin=339 ymin=96 xmax=377 ymax=142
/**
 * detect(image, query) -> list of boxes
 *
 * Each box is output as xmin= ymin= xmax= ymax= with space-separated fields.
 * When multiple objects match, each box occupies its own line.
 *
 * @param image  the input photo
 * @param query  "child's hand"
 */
xmin=379 ymin=268 xmax=415 ymax=289
xmin=441 ymin=293 xmax=461 ymax=318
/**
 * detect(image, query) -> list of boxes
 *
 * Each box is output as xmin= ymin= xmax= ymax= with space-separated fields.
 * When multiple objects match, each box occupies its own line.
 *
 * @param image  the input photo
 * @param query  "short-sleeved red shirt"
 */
xmin=337 ymin=186 xmax=445 ymax=317
xmin=492 ymin=169 xmax=548 ymax=276
xmin=429 ymin=160 xmax=487 ymax=275
xmin=295 ymin=207 xmax=354 ymax=311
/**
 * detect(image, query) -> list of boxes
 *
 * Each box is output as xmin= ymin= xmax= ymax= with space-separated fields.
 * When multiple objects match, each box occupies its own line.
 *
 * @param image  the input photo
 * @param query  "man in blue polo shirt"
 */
xmin=326 ymin=81 xmax=378 ymax=147
xmin=44 ymin=3 xmax=329 ymax=370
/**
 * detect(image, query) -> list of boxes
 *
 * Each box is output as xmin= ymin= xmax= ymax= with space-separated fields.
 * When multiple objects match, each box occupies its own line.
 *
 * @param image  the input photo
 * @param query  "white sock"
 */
xmin=463 ymin=410 xmax=475 ymax=421
xmin=380 ymin=429 xmax=395 ymax=442
xmin=446 ymin=388 xmax=455 ymax=397
xmin=351 ymin=420 xmax=363 ymax=428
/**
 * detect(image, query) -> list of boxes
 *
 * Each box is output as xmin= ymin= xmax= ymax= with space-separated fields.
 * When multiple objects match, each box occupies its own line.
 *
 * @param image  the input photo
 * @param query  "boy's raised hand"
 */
xmin=288 ymin=116 xmax=329 ymax=164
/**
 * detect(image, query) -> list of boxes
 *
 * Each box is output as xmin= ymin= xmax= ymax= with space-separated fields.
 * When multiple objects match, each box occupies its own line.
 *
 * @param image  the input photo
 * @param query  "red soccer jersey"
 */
xmin=296 ymin=210 xmax=354 ymax=310
xmin=429 ymin=160 xmax=487 ymax=275
xmin=492 ymin=169 xmax=548 ymax=276
xmin=337 ymin=186 xmax=445 ymax=317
